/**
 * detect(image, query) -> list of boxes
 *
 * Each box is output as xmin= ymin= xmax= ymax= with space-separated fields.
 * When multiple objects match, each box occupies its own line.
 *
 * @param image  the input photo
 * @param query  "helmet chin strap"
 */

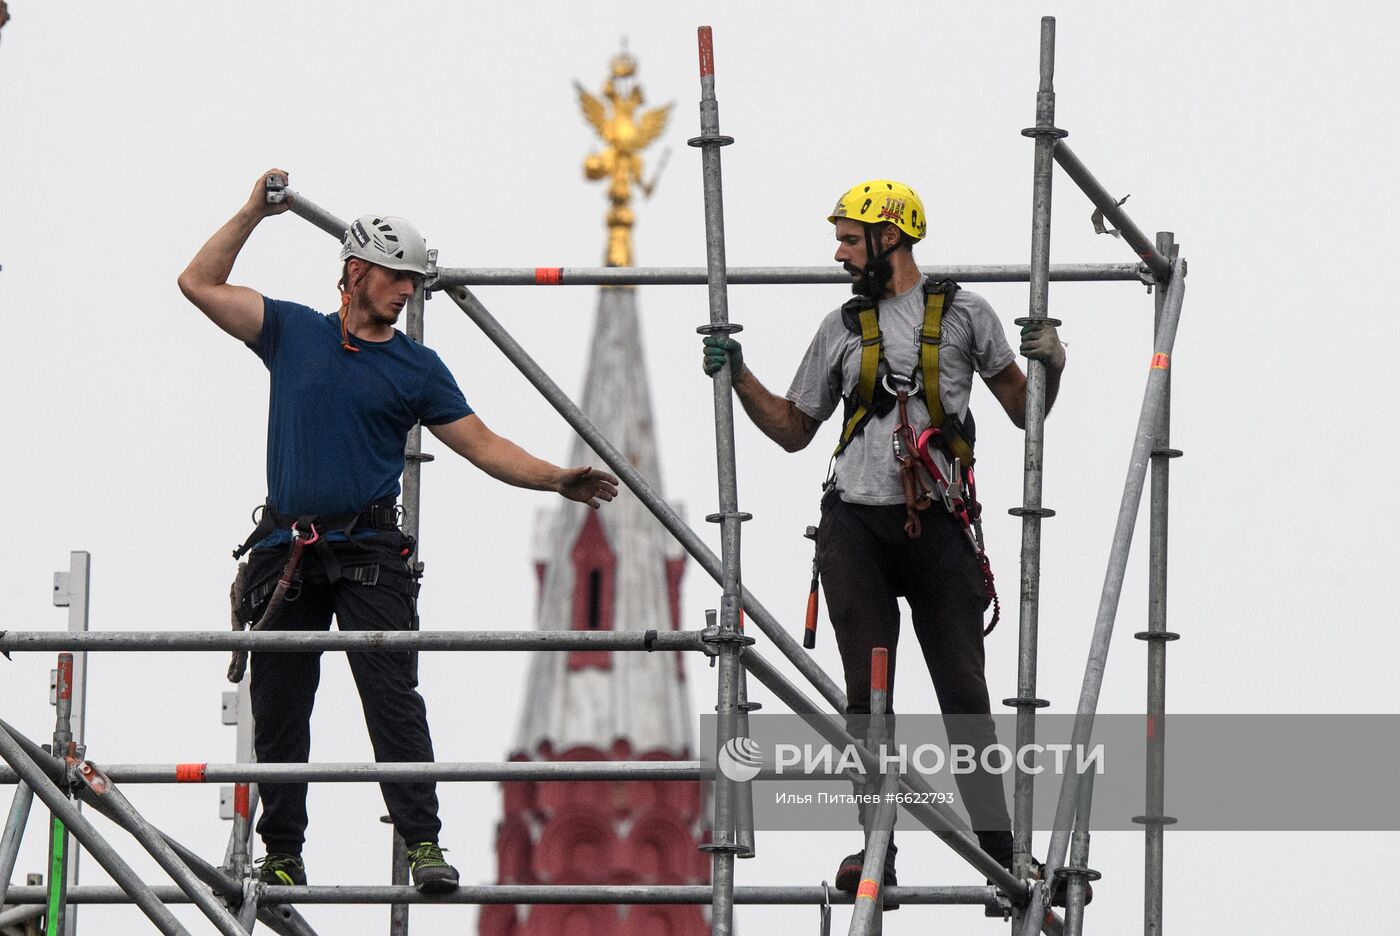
xmin=338 ymin=263 xmax=369 ymax=353
xmin=853 ymin=224 xmax=897 ymax=299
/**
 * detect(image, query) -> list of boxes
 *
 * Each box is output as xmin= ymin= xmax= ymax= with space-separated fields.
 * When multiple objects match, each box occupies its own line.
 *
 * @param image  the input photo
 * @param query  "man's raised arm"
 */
xmin=177 ymin=169 xmax=291 ymax=345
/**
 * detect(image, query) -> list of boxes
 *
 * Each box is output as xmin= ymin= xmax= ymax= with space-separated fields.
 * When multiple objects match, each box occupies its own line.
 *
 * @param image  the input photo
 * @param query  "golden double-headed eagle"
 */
xmin=576 ymin=51 xmax=671 ymax=267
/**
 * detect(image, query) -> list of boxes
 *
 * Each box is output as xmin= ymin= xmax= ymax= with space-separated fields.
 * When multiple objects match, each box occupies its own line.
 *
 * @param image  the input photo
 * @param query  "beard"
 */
xmin=848 ymin=255 xmax=892 ymax=299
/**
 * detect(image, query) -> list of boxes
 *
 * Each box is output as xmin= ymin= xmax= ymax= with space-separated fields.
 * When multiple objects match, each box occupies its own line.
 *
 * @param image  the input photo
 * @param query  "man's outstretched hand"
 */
xmin=558 ymin=466 xmax=620 ymax=509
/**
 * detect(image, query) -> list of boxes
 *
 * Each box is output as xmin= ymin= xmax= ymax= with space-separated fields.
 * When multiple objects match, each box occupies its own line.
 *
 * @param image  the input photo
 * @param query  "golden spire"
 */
xmin=576 ymin=47 xmax=671 ymax=267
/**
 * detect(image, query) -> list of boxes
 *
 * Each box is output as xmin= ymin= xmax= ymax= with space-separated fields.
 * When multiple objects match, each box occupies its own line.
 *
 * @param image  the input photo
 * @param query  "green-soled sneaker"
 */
xmin=255 ymin=853 xmax=306 ymax=887
xmin=409 ymin=841 xmax=460 ymax=894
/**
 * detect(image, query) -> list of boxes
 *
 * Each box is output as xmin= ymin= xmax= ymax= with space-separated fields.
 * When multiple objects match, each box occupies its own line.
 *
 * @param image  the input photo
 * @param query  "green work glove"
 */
xmin=702 ymin=335 xmax=745 ymax=377
xmin=1020 ymin=321 xmax=1066 ymax=371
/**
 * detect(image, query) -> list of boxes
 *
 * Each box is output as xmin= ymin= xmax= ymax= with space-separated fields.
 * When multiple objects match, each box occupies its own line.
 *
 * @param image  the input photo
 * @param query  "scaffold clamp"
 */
xmin=264 ymin=173 xmax=287 ymax=204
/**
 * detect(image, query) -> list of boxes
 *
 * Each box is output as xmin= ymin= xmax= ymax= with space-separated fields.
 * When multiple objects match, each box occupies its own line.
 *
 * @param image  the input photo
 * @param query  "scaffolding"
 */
xmin=0 ymin=18 xmax=1185 ymax=936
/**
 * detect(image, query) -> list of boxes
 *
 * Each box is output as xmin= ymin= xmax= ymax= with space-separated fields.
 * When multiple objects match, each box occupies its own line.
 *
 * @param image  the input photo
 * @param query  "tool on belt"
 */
xmin=227 ymin=521 xmax=319 ymax=683
xmin=803 ymin=525 xmax=820 ymax=649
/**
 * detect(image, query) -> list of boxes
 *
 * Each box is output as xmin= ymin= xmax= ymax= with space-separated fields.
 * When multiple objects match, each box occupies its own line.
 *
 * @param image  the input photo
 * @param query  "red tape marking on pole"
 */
xmin=1151 ymin=352 xmax=1170 ymax=370
xmin=1146 ymin=714 xmax=1157 ymax=741
xmin=534 ymin=267 xmax=563 ymax=285
xmin=57 ymin=654 xmax=73 ymax=700
xmin=175 ymin=763 xmax=208 ymax=783
xmin=871 ymin=647 xmax=888 ymax=693
xmin=856 ymin=879 xmax=879 ymax=901
xmin=234 ymin=783 xmax=250 ymax=819
xmin=698 ymin=26 xmax=714 ymax=77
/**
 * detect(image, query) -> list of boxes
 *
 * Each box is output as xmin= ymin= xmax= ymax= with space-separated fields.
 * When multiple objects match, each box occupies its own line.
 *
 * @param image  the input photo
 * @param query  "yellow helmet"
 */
xmin=828 ymin=179 xmax=927 ymax=241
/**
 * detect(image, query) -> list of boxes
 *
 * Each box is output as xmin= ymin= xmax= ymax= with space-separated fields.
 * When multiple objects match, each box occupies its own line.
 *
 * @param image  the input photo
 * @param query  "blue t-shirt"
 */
xmin=250 ymin=297 xmax=472 ymax=518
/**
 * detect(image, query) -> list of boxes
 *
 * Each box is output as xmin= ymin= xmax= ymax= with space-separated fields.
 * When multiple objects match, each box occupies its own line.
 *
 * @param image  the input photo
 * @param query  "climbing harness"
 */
xmin=825 ymin=276 xmax=1001 ymax=636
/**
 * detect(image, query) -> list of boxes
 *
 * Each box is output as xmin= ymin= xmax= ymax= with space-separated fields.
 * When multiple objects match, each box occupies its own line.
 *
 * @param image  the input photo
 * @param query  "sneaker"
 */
xmin=408 ymin=841 xmax=460 ymax=894
xmin=255 ymin=853 xmax=306 ymax=887
xmin=834 ymin=844 xmax=899 ymax=910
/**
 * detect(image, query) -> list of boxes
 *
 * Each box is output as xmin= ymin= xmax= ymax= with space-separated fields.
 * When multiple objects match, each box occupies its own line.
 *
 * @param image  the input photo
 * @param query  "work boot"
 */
xmin=408 ymin=841 xmax=460 ymax=894
xmin=834 ymin=842 xmax=899 ymax=910
xmin=255 ymin=853 xmax=306 ymax=887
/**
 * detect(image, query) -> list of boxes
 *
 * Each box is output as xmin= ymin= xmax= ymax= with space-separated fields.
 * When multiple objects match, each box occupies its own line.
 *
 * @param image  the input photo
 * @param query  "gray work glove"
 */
xmin=702 ymin=335 xmax=745 ymax=377
xmin=1020 ymin=321 xmax=1066 ymax=371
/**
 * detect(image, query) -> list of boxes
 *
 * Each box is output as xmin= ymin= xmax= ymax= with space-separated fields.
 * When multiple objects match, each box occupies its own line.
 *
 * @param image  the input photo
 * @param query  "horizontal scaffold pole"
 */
xmin=432 ymin=264 xmax=1146 ymax=287
xmin=0 ymin=629 xmax=707 ymax=654
xmin=0 ymin=884 xmax=1002 ymax=908
xmin=0 ymin=760 xmax=714 ymax=785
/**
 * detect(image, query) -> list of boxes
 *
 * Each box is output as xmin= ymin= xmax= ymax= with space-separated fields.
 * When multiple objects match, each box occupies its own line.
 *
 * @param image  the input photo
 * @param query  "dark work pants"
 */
xmin=245 ymin=534 xmax=441 ymax=856
xmin=817 ymin=495 xmax=1013 ymax=868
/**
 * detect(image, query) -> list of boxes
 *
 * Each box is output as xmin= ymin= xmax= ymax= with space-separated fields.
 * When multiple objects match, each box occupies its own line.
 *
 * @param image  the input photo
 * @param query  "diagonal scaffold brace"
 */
xmin=0 ymin=718 xmax=320 ymax=936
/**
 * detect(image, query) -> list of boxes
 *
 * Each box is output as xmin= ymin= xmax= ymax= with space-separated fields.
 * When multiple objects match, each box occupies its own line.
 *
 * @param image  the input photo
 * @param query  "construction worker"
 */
xmin=179 ymin=169 xmax=619 ymax=894
xmin=702 ymin=180 xmax=1067 ymax=897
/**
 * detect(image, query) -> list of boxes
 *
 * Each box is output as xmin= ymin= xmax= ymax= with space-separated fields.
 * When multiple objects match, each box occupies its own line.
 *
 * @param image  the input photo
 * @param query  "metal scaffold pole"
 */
xmin=433 ymin=264 xmax=1144 ymax=286
xmin=1016 ymin=252 xmax=1187 ymax=936
xmin=1134 ymin=231 xmax=1182 ymax=936
xmin=689 ymin=25 xmax=748 ymax=936
xmin=1008 ymin=16 xmax=1064 ymax=899
xmin=0 ymin=724 xmax=192 ymax=936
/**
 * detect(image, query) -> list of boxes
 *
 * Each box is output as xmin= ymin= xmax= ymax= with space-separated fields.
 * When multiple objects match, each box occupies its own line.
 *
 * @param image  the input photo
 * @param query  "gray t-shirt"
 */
xmin=786 ymin=279 xmax=1016 ymax=505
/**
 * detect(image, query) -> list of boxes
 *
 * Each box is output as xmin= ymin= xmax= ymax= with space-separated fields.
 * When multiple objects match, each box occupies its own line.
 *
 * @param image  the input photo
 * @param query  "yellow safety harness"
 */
xmin=823 ymin=277 xmax=1001 ymax=636
xmin=833 ymin=277 xmax=973 ymax=466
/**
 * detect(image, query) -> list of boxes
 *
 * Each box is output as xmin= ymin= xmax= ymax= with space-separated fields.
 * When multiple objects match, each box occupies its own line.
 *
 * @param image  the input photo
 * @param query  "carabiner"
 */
xmin=291 ymin=521 xmax=321 ymax=546
xmin=881 ymin=371 xmax=921 ymax=397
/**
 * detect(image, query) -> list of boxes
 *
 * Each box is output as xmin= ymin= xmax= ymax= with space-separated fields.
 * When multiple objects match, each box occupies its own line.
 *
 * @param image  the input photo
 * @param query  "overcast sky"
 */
xmin=1 ymin=2 xmax=1396 ymax=933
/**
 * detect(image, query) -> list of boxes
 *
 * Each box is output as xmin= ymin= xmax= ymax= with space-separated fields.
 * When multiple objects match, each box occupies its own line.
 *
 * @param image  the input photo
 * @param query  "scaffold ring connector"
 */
xmin=705 ymin=511 xmax=753 ymax=524
xmin=1133 ymin=631 xmax=1181 ymax=642
xmin=696 ymin=323 xmax=744 ymax=336
xmin=1001 ymin=696 xmax=1051 ymax=709
xmin=687 ymin=134 xmax=735 ymax=148
xmin=1007 ymin=506 xmax=1056 ymax=519
xmin=1131 ymin=814 xmax=1179 ymax=826
xmin=1020 ymin=126 xmax=1068 ymax=139
xmin=1012 ymin=317 xmax=1063 ymax=328
xmin=1053 ymin=865 xmax=1103 ymax=883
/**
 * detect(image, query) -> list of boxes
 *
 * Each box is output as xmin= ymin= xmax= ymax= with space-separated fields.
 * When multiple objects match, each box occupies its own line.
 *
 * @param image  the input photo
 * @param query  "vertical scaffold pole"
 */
xmin=1060 ymin=770 xmax=1100 ymax=936
xmin=691 ymin=25 xmax=747 ymax=936
xmin=51 ymin=553 xmax=89 ymax=936
xmin=46 ymin=654 xmax=75 ymax=936
xmin=1134 ymin=232 xmax=1181 ymax=936
xmin=388 ymin=256 xmax=433 ymax=936
xmin=848 ymin=648 xmax=897 ymax=936
xmin=1008 ymin=14 xmax=1065 ymax=892
xmin=1016 ymin=253 xmax=1187 ymax=936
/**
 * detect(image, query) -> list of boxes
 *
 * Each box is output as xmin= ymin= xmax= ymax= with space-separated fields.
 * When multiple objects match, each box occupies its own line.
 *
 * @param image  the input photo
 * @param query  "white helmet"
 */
xmin=339 ymin=215 xmax=428 ymax=275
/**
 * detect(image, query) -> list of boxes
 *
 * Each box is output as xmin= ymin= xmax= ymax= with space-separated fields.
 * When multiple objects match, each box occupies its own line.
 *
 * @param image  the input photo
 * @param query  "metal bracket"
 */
xmin=424 ymin=248 xmax=439 ymax=299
